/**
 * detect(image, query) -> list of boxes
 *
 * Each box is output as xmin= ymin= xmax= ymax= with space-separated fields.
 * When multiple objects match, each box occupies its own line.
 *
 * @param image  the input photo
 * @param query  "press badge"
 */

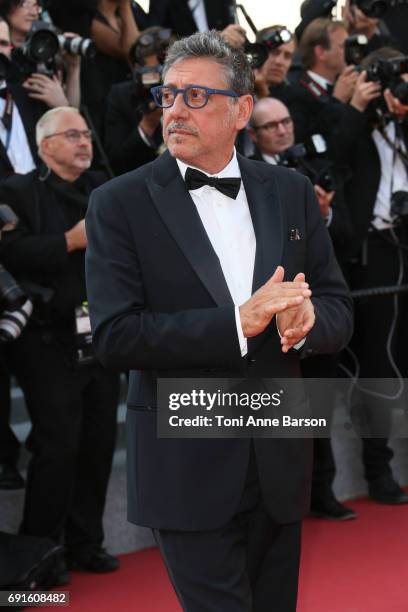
xmin=74 ymin=302 xmax=94 ymax=367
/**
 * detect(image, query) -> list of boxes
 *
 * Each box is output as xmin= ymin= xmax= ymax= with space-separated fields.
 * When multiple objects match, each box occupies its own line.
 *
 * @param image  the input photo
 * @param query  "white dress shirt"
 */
xmin=372 ymin=122 xmax=408 ymax=230
xmin=188 ymin=0 xmax=209 ymax=32
xmin=176 ymin=150 xmax=255 ymax=356
xmin=307 ymin=71 xmax=333 ymax=91
xmin=0 ymin=81 xmax=35 ymax=174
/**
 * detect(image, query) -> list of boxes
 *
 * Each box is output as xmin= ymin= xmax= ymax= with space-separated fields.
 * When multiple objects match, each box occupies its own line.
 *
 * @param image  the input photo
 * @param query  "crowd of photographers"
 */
xmin=0 ymin=0 xmax=408 ymax=592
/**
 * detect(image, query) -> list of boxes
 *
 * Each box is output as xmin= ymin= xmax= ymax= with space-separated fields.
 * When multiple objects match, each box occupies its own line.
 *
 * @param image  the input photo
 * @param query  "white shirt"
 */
xmin=372 ymin=122 xmax=408 ymax=230
xmin=261 ymin=152 xmax=278 ymax=165
xmin=307 ymin=71 xmax=333 ymax=92
xmin=0 ymin=81 xmax=35 ymax=174
xmin=176 ymin=150 xmax=255 ymax=356
xmin=188 ymin=0 xmax=209 ymax=32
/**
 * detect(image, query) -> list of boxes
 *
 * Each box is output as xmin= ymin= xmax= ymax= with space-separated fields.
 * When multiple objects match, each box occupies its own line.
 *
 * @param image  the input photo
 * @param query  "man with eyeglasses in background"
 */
xmin=86 ymin=31 xmax=352 ymax=611
xmin=0 ymin=106 xmax=120 ymax=586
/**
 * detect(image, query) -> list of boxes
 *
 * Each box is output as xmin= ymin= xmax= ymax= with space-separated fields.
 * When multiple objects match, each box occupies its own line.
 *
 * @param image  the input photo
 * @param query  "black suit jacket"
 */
xmin=148 ymin=0 xmax=234 ymax=37
xmin=85 ymin=151 xmax=352 ymax=530
xmin=0 ymin=85 xmax=45 ymax=178
xmin=104 ymin=81 xmax=162 ymax=176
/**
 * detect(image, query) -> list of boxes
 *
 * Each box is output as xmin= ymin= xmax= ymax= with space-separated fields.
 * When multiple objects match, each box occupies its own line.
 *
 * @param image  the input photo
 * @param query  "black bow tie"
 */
xmin=185 ymin=167 xmax=241 ymax=200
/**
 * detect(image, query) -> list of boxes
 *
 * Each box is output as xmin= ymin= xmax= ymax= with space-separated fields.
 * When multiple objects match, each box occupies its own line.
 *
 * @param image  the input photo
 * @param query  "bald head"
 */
xmin=249 ymin=98 xmax=294 ymax=157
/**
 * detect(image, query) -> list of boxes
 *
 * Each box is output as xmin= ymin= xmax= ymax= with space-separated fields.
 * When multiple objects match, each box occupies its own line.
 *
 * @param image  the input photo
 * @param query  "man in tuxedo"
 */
xmin=86 ymin=31 xmax=353 ymax=611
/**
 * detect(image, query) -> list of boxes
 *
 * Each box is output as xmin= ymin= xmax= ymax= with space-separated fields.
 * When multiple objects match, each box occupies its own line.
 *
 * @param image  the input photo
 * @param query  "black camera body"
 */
xmin=366 ymin=55 xmax=408 ymax=104
xmin=391 ymin=190 xmax=408 ymax=221
xmin=276 ymin=144 xmax=337 ymax=191
xmin=133 ymin=64 xmax=163 ymax=114
xmin=351 ymin=0 xmax=389 ymax=18
xmin=245 ymin=27 xmax=293 ymax=70
xmin=345 ymin=34 xmax=369 ymax=65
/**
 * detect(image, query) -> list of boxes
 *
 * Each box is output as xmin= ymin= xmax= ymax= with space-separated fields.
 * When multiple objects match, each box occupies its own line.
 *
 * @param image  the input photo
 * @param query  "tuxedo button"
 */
xmin=248 ymin=358 xmax=256 ymax=365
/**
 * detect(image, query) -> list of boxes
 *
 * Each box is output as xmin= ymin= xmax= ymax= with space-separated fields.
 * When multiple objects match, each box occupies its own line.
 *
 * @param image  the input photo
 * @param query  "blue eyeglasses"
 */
xmin=150 ymin=84 xmax=243 ymax=109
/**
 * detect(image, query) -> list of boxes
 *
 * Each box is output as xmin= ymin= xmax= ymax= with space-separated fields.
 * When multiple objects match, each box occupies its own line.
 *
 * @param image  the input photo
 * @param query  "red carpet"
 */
xmin=42 ymin=496 xmax=408 ymax=612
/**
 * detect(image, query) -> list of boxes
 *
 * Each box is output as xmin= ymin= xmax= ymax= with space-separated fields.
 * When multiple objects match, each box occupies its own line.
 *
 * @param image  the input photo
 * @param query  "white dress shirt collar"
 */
xmin=307 ymin=70 xmax=333 ymax=91
xmin=176 ymin=148 xmax=241 ymax=183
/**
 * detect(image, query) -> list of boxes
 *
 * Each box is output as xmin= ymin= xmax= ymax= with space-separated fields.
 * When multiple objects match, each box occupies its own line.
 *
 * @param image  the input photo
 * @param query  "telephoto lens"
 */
xmin=58 ymin=35 xmax=96 ymax=59
xmin=0 ymin=299 xmax=33 ymax=342
xmin=0 ymin=265 xmax=27 ymax=312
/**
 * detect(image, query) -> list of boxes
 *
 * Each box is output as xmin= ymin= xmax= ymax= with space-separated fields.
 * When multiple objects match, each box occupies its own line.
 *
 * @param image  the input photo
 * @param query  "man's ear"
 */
xmin=314 ymin=45 xmax=327 ymax=64
xmin=236 ymin=94 xmax=254 ymax=130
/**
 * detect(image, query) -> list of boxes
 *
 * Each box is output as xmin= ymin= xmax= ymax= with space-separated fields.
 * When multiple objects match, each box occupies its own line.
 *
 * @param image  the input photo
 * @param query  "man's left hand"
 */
xmin=384 ymin=88 xmax=408 ymax=118
xmin=277 ymin=273 xmax=316 ymax=353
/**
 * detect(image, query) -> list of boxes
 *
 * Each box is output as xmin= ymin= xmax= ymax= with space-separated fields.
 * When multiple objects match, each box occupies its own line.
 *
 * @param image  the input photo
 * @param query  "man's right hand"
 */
xmin=333 ymin=66 xmax=359 ymax=103
xmin=350 ymin=70 xmax=381 ymax=112
xmin=65 ymin=220 xmax=87 ymax=252
xmin=239 ymin=266 xmax=311 ymax=338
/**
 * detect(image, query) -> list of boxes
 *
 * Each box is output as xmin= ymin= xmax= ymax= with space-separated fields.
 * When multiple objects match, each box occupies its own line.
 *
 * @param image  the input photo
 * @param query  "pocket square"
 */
xmin=288 ymin=228 xmax=301 ymax=241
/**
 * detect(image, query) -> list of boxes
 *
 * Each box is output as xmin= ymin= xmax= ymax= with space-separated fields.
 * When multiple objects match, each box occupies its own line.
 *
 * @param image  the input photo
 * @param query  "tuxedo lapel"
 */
xmin=238 ymin=154 xmax=284 ymax=354
xmin=147 ymin=151 xmax=233 ymax=306
xmin=237 ymin=154 xmax=283 ymax=292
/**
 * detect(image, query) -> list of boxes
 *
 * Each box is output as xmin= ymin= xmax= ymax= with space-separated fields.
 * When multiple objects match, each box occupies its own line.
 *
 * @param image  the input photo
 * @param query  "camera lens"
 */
xmin=0 ymin=264 xmax=27 ymax=311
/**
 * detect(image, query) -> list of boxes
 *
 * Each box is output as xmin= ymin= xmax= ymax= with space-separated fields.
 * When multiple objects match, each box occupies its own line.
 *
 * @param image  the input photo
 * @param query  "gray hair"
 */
xmin=36 ymin=106 xmax=80 ymax=152
xmin=163 ymin=30 xmax=254 ymax=96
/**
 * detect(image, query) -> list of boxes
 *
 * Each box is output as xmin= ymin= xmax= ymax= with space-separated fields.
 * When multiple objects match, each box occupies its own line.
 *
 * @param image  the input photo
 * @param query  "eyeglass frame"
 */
xmin=43 ymin=129 xmax=93 ymax=143
xmin=150 ymin=84 xmax=243 ymax=109
xmin=252 ymin=116 xmax=293 ymax=132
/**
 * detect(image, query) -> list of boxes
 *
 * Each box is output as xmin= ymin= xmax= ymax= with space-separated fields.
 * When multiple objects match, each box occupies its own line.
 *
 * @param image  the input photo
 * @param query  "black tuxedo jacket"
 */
xmin=148 ymin=0 xmax=234 ymax=37
xmin=104 ymin=81 xmax=162 ymax=176
xmin=0 ymin=85 xmax=45 ymax=178
xmin=85 ymin=151 xmax=352 ymax=530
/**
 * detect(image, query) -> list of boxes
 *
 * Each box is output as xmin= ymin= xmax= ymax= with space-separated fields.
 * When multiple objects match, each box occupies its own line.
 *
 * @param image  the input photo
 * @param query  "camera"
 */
xmin=351 ymin=0 xmax=389 ymax=18
xmin=366 ymin=55 xmax=408 ymax=104
xmin=345 ymin=34 xmax=369 ymax=65
xmin=129 ymin=28 xmax=172 ymax=67
xmin=245 ymin=27 xmax=293 ymax=70
xmin=391 ymin=190 xmax=408 ymax=221
xmin=133 ymin=64 xmax=163 ymax=114
xmin=0 ymin=205 xmax=32 ymax=342
xmin=276 ymin=144 xmax=337 ymax=191
xmin=12 ymin=21 xmax=95 ymax=78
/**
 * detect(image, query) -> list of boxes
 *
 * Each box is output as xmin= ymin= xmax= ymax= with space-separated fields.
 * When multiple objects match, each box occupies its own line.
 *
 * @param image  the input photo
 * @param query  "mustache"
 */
xmin=166 ymin=122 xmax=198 ymax=135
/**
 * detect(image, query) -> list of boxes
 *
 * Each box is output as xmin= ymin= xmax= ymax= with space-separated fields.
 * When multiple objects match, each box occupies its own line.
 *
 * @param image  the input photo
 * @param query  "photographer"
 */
xmin=342 ymin=0 xmax=394 ymax=55
xmin=253 ymin=25 xmax=297 ymax=104
xmin=0 ymin=1 xmax=81 ymax=109
xmin=249 ymin=97 xmax=357 ymax=521
xmin=0 ymin=205 xmax=62 ymax=590
xmin=338 ymin=47 xmax=408 ymax=505
xmin=104 ymin=26 xmax=167 ymax=176
xmin=0 ymin=106 xmax=120 ymax=585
